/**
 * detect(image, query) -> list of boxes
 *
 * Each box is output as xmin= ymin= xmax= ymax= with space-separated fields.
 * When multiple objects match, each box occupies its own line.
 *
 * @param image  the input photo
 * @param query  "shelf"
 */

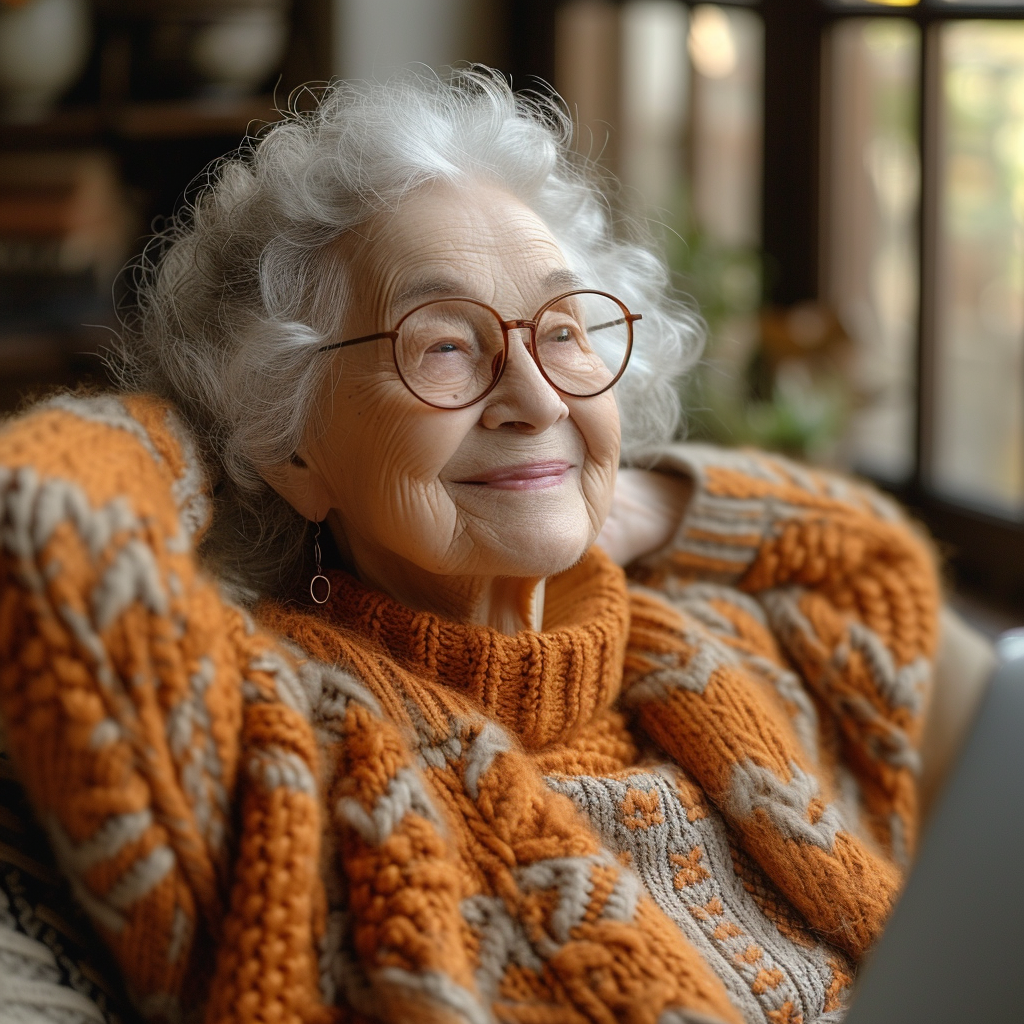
xmin=2 ymin=107 xmax=105 ymax=149
xmin=0 ymin=324 xmax=113 ymax=413
xmin=0 ymin=323 xmax=111 ymax=368
xmin=114 ymin=95 xmax=279 ymax=140
xmin=2 ymin=95 xmax=280 ymax=149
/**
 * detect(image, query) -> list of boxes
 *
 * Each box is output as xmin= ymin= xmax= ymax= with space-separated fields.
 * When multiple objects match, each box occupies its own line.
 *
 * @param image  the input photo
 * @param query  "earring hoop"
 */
xmin=310 ymin=521 xmax=331 ymax=604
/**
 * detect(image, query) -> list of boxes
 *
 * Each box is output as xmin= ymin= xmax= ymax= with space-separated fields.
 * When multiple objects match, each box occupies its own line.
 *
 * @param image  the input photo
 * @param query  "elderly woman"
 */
xmin=0 ymin=69 xmax=956 ymax=1024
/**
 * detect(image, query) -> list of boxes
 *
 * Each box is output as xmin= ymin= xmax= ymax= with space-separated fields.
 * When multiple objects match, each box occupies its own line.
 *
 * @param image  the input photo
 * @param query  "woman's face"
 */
xmin=293 ymin=181 xmax=621 ymax=584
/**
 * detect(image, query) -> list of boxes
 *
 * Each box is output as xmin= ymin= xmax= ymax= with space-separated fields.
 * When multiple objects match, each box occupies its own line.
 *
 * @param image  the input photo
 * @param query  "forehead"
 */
xmin=352 ymin=182 xmax=572 ymax=314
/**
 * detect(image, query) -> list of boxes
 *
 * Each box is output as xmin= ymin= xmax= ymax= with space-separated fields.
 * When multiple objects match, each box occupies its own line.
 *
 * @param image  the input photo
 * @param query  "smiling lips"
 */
xmin=458 ymin=460 xmax=572 ymax=490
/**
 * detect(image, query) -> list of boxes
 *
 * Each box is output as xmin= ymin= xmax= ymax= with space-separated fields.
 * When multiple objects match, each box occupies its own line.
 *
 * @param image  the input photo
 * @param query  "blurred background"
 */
xmin=1 ymin=0 xmax=1022 ymax=623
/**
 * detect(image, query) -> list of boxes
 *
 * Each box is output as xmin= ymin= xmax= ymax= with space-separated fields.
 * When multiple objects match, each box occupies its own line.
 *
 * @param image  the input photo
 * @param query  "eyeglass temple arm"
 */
xmin=318 ymin=331 xmax=398 ymax=354
xmin=588 ymin=313 xmax=642 ymax=333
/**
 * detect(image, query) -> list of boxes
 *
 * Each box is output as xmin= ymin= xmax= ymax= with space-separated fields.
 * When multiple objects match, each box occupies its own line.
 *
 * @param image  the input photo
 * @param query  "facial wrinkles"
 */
xmin=368 ymin=205 xmax=570 ymax=323
xmin=580 ymin=447 xmax=617 ymax=530
xmin=301 ymin=181 xmax=622 ymax=619
xmin=345 ymin=195 xmax=583 ymax=506
xmin=330 ymin=398 xmax=458 ymax=529
xmin=314 ymin=386 xmax=473 ymax=568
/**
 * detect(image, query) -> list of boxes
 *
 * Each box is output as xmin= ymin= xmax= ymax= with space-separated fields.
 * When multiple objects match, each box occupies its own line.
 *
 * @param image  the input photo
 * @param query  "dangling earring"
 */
xmin=310 ymin=521 xmax=331 ymax=604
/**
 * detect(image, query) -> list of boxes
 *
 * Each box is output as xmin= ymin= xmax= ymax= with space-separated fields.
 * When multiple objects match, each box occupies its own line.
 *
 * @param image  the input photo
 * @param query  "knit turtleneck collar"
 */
xmin=267 ymin=547 xmax=631 ymax=750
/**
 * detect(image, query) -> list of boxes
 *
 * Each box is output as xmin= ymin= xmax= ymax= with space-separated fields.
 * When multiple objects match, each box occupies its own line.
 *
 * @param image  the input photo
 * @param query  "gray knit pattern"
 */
xmin=0 ymin=746 xmax=133 ymax=1024
xmin=0 ymin=885 xmax=108 ymax=1024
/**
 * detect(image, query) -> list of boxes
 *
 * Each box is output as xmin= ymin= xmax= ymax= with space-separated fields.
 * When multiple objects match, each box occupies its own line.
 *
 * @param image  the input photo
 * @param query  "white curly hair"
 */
xmin=113 ymin=66 xmax=703 ymax=599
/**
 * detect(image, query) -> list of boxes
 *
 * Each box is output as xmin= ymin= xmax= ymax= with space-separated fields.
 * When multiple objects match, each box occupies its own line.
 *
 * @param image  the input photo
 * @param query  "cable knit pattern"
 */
xmin=0 ymin=396 xmax=940 ymax=1024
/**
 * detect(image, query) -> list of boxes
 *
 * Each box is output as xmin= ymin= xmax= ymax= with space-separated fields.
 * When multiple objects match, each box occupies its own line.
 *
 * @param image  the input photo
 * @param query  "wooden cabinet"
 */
xmin=0 ymin=0 xmax=331 ymax=410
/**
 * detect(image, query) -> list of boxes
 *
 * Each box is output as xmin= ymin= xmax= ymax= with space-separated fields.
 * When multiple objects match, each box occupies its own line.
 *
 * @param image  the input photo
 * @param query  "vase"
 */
xmin=190 ymin=5 xmax=288 ymax=98
xmin=0 ymin=0 xmax=91 ymax=122
xmin=138 ymin=1 xmax=288 ymax=101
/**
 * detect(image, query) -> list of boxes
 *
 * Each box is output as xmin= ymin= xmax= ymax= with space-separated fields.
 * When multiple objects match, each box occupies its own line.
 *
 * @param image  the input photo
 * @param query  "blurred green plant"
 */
xmin=665 ymin=197 xmax=852 ymax=461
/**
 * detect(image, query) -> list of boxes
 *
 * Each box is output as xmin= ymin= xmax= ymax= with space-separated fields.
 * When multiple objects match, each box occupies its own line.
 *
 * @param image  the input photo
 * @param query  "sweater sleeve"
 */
xmin=631 ymin=444 xmax=940 ymax=752
xmin=0 ymin=394 xmax=329 ymax=1023
xmin=622 ymin=442 xmax=941 ymax=956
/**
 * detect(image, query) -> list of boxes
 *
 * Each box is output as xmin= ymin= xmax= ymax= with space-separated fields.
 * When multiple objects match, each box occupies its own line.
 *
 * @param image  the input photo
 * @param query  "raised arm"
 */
xmin=634 ymin=446 xmax=938 ymax=798
xmin=611 ymin=444 xmax=943 ymax=958
xmin=602 ymin=451 xmax=993 ymax=816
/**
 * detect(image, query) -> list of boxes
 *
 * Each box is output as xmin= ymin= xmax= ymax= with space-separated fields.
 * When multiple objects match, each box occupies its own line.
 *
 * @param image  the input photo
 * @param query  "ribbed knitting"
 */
xmin=0 ymin=395 xmax=939 ymax=1024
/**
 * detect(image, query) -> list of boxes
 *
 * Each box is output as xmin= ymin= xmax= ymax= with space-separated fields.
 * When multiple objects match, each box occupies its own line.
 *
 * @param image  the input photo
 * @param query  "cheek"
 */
xmin=575 ymin=396 xmax=621 ymax=514
xmin=318 ymin=391 xmax=473 ymax=518
xmin=577 ymin=395 xmax=621 ymax=467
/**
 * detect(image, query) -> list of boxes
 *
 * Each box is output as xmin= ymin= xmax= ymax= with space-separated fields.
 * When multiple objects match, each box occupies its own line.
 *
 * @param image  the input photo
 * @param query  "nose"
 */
xmin=478 ymin=327 xmax=569 ymax=432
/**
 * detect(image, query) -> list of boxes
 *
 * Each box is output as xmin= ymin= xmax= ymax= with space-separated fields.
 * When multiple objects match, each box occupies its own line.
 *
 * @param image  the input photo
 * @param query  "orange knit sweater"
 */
xmin=0 ymin=394 xmax=939 ymax=1024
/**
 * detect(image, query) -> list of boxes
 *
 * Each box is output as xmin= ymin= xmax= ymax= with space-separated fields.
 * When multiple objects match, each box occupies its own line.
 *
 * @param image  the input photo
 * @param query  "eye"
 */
xmin=428 ymin=339 xmax=462 ymax=354
xmin=540 ymin=320 xmax=582 ymax=345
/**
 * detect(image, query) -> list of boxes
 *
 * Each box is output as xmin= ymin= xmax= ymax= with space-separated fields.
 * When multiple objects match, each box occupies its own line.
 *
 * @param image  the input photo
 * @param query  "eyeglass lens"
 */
xmin=394 ymin=291 xmax=631 ymax=408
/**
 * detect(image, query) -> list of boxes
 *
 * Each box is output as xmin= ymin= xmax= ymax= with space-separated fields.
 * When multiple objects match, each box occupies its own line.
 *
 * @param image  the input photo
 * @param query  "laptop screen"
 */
xmin=844 ymin=635 xmax=1024 ymax=1023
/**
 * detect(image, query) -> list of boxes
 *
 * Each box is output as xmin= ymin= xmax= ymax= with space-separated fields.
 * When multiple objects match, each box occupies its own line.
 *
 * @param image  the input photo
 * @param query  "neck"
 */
xmin=368 ymin=563 xmax=547 ymax=633
xmin=364 ymin=565 xmax=547 ymax=634
xmin=326 ymin=518 xmax=547 ymax=633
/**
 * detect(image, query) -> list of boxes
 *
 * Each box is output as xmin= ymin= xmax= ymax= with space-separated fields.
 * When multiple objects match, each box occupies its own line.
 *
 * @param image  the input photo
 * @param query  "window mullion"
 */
xmin=915 ymin=18 xmax=941 ymax=496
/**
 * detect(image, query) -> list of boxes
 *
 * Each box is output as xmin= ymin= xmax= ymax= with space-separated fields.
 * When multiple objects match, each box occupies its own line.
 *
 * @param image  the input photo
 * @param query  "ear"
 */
xmin=260 ymin=452 xmax=333 ymax=522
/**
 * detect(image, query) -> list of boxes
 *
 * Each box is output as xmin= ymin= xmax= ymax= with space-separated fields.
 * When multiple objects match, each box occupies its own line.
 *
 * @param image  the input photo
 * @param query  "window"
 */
xmin=818 ymin=2 xmax=1024 ymax=599
xmin=823 ymin=18 xmax=920 ymax=483
xmin=554 ymin=1 xmax=765 ymax=442
xmin=553 ymin=2 xmax=762 ymax=242
xmin=511 ymin=0 xmax=1024 ymax=602
xmin=931 ymin=21 xmax=1024 ymax=515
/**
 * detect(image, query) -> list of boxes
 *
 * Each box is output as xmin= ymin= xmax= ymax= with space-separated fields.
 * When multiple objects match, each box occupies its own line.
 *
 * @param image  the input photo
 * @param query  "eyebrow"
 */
xmin=541 ymin=268 xmax=585 ymax=292
xmin=393 ymin=268 xmax=587 ymax=312
xmin=394 ymin=277 xmax=464 ymax=307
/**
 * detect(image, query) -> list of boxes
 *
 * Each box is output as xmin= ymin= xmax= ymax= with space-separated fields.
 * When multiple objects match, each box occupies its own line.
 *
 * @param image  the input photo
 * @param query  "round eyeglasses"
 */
xmin=316 ymin=289 xmax=641 ymax=410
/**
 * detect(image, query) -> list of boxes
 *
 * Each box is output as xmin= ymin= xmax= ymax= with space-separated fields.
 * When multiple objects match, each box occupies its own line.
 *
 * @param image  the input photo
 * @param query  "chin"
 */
xmin=485 ymin=530 xmax=594 ymax=580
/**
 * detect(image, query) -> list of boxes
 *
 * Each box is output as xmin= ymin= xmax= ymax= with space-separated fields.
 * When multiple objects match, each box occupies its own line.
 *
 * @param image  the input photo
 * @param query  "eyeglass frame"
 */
xmin=315 ymin=288 xmax=641 ymax=411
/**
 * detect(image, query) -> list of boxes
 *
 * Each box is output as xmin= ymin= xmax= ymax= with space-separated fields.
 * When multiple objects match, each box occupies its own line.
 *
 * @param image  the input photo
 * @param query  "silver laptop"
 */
xmin=845 ymin=630 xmax=1024 ymax=1023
